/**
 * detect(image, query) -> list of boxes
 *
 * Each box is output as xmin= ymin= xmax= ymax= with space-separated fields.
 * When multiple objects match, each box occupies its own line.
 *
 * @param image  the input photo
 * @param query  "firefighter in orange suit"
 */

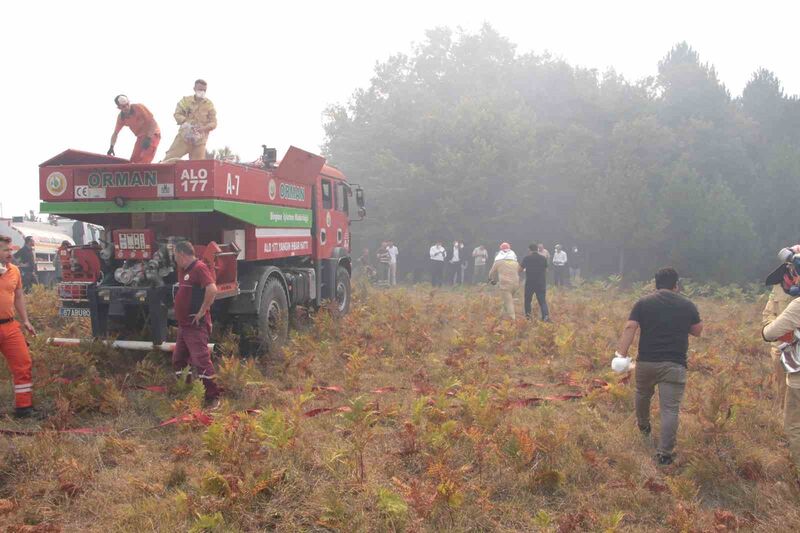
xmin=108 ymin=95 xmax=161 ymax=164
xmin=0 ymin=236 xmax=37 ymax=418
xmin=163 ymin=79 xmax=217 ymax=161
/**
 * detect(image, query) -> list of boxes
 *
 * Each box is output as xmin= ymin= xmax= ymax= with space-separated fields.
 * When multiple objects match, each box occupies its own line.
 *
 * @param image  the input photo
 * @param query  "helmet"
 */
xmin=767 ymin=246 xmax=800 ymax=296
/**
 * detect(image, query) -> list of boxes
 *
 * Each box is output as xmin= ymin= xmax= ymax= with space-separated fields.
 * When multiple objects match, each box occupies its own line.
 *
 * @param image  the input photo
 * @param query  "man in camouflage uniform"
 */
xmin=163 ymin=79 xmax=217 ymax=161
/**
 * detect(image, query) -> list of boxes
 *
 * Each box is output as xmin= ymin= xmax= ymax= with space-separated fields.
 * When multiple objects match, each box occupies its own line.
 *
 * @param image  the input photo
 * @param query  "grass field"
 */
xmin=0 ymin=281 xmax=797 ymax=532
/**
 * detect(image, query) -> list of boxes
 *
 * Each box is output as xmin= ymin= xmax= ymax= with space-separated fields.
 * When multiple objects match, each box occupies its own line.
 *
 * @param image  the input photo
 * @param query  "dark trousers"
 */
xmin=553 ymin=265 xmax=568 ymax=286
xmin=449 ymin=262 xmax=463 ymax=285
xmin=524 ymin=283 xmax=549 ymax=320
xmin=173 ymin=322 xmax=219 ymax=400
xmin=430 ymin=260 xmax=445 ymax=286
xmin=378 ymin=262 xmax=390 ymax=285
xmin=21 ymin=271 xmax=37 ymax=293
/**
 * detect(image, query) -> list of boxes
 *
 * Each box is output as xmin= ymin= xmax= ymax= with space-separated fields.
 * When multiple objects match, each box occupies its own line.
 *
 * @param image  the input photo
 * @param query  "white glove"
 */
xmin=611 ymin=352 xmax=632 ymax=373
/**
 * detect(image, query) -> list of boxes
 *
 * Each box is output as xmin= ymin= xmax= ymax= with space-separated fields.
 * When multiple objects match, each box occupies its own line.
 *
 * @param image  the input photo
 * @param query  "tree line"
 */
xmin=321 ymin=25 xmax=800 ymax=284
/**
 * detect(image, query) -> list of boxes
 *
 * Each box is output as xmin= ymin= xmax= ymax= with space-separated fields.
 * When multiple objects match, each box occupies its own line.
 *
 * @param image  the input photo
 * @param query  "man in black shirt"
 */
xmin=13 ymin=237 xmax=37 ymax=292
xmin=615 ymin=267 xmax=703 ymax=465
xmin=519 ymin=244 xmax=550 ymax=321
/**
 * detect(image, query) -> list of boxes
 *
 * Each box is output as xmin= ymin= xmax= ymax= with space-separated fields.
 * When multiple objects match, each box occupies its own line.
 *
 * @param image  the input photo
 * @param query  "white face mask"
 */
xmin=195 ymin=90 xmax=206 ymax=98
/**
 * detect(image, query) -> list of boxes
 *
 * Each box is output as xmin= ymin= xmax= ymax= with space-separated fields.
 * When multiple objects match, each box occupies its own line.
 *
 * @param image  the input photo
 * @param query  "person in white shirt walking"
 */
xmin=472 ymin=245 xmax=488 ymax=284
xmin=429 ymin=241 xmax=446 ymax=287
xmin=387 ymin=241 xmax=399 ymax=286
xmin=552 ymin=244 xmax=569 ymax=287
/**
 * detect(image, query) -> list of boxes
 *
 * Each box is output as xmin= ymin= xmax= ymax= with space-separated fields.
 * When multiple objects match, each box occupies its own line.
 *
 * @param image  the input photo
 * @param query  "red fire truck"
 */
xmin=39 ymin=146 xmax=365 ymax=354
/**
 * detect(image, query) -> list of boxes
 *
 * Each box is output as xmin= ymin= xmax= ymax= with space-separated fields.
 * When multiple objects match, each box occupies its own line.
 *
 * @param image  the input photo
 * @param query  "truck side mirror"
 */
xmin=355 ymin=188 xmax=365 ymax=208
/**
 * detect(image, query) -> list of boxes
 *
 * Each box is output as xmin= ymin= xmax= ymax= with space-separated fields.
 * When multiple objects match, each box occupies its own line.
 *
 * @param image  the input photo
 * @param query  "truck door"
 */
xmin=332 ymin=181 xmax=350 ymax=252
xmin=316 ymin=178 xmax=334 ymax=258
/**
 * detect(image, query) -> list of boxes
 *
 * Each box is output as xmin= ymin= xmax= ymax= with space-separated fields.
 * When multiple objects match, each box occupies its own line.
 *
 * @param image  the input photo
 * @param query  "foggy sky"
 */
xmin=1 ymin=0 xmax=796 ymax=217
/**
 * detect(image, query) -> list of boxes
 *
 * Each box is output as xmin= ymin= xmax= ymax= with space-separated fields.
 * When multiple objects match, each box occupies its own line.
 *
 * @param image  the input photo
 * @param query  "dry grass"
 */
xmin=0 ymin=281 xmax=798 ymax=532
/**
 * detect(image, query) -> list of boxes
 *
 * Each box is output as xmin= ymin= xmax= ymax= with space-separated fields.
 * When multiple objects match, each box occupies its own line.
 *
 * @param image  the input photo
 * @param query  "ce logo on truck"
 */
xmin=46 ymin=172 xmax=68 ymax=197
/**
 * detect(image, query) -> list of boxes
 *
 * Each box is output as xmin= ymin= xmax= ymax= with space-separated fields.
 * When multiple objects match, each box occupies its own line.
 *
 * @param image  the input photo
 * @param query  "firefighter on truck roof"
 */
xmin=0 ymin=235 xmax=37 ymax=419
xmin=163 ymin=79 xmax=217 ymax=161
xmin=108 ymin=95 xmax=161 ymax=164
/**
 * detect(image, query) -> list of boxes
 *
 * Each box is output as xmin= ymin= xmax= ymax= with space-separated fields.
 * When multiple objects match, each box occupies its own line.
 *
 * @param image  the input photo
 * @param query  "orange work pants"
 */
xmin=0 ymin=321 xmax=32 ymax=408
xmin=130 ymin=132 xmax=161 ymax=164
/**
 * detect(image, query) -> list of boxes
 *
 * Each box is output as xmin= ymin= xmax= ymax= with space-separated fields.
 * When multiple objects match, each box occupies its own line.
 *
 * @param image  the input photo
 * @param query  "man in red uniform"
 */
xmin=108 ymin=95 xmax=161 ymax=163
xmin=172 ymin=241 xmax=220 ymax=407
xmin=0 ymin=236 xmax=37 ymax=418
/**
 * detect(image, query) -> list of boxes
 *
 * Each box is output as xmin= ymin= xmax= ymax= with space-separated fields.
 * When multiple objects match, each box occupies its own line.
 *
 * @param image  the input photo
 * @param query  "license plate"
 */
xmin=59 ymin=307 xmax=91 ymax=318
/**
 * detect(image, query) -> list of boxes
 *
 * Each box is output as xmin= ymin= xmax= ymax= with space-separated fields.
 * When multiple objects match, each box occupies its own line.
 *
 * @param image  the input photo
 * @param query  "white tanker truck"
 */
xmin=0 ymin=217 xmax=102 ymax=286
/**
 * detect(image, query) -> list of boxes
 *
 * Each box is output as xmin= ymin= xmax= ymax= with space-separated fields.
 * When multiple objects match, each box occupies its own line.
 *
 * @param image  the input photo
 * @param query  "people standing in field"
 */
xmin=172 ymin=241 xmax=221 ymax=408
xmin=450 ymin=240 xmax=465 ymax=285
xmin=537 ymin=243 xmax=550 ymax=264
xmin=570 ymin=246 xmax=582 ymax=283
xmin=762 ymin=245 xmax=800 ymax=471
xmin=460 ymin=248 xmax=469 ymax=285
xmin=429 ymin=241 xmax=446 ymax=287
xmin=472 ymin=244 xmax=488 ymax=284
xmin=762 ymin=248 xmax=797 ymax=410
xmin=387 ymin=241 xmax=399 ymax=286
xmin=0 ymin=236 xmax=37 ymax=418
xmin=552 ymin=244 xmax=568 ymax=287
xmin=520 ymin=244 xmax=549 ymax=321
xmin=13 ymin=237 xmax=37 ymax=292
xmin=358 ymin=248 xmax=373 ymax=279
xmin=614 ymin=267 xmax=703 ymax=465
xmin=488 ymin=242 xmax=520 ymax=320
xmin=376 ymin=242 xmax=391 ymax=286
xmin=537 ymin=243 xmax=551 ymax=285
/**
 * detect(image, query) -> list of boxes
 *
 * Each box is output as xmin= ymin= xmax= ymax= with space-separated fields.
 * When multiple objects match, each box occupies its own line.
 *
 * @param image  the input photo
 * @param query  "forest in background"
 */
xmin=323 ymin=25 xmax=800 ymax=283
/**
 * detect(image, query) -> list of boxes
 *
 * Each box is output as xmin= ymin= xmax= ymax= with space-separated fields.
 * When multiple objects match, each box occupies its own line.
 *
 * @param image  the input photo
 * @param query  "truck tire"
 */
xmin=256 ymin=277 xmax=289 ymax=355
xmin=334 ymin=266 xmax=351 ymax=315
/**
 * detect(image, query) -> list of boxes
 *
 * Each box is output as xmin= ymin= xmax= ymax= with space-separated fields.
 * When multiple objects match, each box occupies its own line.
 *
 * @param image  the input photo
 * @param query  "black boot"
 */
xmin=656 ymin=453 xmax=673 ymax=466
xmin=13 ymin=406 xmax=42 ymax=420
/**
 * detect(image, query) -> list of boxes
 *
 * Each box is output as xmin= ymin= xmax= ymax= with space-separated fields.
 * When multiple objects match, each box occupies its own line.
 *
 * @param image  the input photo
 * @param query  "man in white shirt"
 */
xmin=472 ymin=245 xmax=488 ymax=284
xmin=387 ymin=241 xmax=399 ymax=286
xmin=552 ymin=244 xmax=569 ymax=287
xmin=429 ymin=241 xmax=446 ymax=287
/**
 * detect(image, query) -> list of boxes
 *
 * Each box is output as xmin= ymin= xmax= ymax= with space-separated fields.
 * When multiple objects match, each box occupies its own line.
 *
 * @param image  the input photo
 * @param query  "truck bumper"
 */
xmin=88 ymin=285 xmax=171 ymax=345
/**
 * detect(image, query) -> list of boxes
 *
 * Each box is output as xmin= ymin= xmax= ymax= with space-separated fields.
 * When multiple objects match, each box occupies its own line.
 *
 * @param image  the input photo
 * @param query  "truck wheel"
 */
xmin=334 ymin=266 xmax=351 ymax=315
xmin=257 ymin=277 xmax=289 ymax=355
